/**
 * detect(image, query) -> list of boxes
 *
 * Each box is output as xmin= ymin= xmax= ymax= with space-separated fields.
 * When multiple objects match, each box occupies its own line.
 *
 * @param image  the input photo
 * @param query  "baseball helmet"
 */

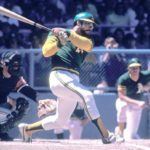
xmin=1 ymin=51 xmax=22 ymax=76
xmin=74 ymin=12 xmax=95 ymax=24
xmin=128 ymin=58 xmax=141 ymax=68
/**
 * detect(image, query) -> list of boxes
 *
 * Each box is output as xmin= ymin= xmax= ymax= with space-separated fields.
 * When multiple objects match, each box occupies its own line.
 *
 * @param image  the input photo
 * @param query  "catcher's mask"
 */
xmin=1 ymin=51 xmax=22 ymax=76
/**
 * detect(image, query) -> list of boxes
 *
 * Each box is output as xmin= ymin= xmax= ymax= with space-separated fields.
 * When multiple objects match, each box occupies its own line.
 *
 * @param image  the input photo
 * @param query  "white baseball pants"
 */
xmin=54 ymin=118 xmax=84 ymax=139
xmin=42 ymin=70 xmax=100 ymax=131
xmin=116 ymin=98 xmax=142 ymax=139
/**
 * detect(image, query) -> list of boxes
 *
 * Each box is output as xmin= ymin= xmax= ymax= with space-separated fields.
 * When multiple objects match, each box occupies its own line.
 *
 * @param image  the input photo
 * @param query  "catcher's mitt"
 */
xmin=38 ymin=99 xmax=57 ymax=118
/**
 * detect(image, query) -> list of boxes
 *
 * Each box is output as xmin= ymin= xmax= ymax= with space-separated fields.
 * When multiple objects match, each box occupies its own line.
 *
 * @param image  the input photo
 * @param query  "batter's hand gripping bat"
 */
xmin=0 ymin=6 xmax=51 ymax=32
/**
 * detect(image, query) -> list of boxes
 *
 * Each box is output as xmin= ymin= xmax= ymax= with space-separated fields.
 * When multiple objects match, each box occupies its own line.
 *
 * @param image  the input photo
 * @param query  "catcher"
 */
xmin=0 ymin=51 xmax=48 ymax=141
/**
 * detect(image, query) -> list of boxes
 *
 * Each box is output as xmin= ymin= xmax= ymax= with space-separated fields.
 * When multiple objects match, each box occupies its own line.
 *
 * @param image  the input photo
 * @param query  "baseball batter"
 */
xmin=18 ymin=12 xmax=116 ymax=144
xmin=115 ymin=58 xmax=150 ymax=142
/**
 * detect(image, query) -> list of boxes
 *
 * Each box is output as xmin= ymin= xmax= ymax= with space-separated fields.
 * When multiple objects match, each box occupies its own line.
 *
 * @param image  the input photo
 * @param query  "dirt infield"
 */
xmin=0 ymin=139 xmax=150 ymax=150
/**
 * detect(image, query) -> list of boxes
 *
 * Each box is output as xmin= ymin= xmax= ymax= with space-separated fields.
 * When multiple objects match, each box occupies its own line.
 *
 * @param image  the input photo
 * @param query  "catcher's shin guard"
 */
xmin=0 ymin=98 xmax=29 ymax=132
xmin=16 ymin=97 xmax=29 ymax=119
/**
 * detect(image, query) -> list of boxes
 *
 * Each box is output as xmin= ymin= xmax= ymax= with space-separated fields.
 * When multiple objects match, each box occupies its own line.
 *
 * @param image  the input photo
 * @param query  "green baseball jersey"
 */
xmin=46 ymin=31 xmax=93 ymax=73
xmin=117 ymin=70 xmax=150 ymax=100
xmin=51 ymin=40 xmax=88 ymax=72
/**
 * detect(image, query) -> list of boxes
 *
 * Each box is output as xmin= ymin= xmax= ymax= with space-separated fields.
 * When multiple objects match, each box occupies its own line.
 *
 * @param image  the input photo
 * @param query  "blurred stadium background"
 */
xmin=0 ymin=0 xmax=150 ymax=140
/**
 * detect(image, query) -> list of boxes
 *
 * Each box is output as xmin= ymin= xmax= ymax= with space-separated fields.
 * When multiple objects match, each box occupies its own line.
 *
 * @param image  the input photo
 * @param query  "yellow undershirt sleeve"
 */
xmin=68 ymin=31 xmax=93 ymax=52
xmin=42 ymin=35 xmax=60 ymax=57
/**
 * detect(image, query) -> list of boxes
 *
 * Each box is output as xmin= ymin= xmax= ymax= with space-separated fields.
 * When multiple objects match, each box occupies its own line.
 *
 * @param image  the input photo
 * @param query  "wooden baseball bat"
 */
xmin=0 ymin=6 xmax=51 ymax=32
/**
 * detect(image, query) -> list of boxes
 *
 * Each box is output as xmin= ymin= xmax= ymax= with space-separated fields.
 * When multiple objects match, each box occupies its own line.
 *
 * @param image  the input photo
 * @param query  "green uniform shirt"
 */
xmin=117 ymin=70 xmax=150 ymax=100
xmin=49 ymin=32 xmax=92 ymax=72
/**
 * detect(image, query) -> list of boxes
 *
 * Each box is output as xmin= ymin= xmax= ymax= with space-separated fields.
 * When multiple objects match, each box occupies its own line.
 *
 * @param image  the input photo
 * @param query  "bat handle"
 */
xmin=34 ymin=22 xmax=51 ymax=31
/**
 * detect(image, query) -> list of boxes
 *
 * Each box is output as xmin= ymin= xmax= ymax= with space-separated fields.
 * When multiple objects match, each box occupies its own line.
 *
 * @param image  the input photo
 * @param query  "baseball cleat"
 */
xmin=102 ymin=132 xmax=116 ymax=144
xmin=115 ymin=134 xmax=125 ymax=143
xmin=18 ymin=123 xmax=32 ymax=142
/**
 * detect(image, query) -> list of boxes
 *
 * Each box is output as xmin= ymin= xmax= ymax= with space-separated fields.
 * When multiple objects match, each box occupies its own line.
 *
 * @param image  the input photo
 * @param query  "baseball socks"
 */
xmin=92 ymin=117 xmax=116 ymax=144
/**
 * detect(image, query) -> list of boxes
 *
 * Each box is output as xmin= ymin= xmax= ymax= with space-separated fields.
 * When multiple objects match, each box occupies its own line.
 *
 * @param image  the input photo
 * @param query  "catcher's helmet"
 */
xmin=1 ymin=51 xmax=22 ymax=76
xmin=74 ymin=12 xmax=95 ymax=24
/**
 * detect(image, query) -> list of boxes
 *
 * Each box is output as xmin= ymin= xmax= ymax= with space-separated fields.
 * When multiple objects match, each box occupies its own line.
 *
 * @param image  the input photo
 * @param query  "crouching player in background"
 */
xmin=0 ymin=51 xmax=40 ymax=141
xmin=115 ymin=58 xmax=150 ymax=142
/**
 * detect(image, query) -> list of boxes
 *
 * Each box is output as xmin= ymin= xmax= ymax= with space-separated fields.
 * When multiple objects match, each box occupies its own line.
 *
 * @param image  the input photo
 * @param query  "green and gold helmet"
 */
xmin=74 ymin=12 xmax=95 ymax=23
xmin=128 ymin=58 xmax=141 ymax=68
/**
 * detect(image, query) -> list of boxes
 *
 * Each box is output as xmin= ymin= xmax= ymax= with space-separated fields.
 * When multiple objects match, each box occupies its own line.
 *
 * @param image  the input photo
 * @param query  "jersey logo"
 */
xmin=75 ymin=48 xmax=84 ymax=54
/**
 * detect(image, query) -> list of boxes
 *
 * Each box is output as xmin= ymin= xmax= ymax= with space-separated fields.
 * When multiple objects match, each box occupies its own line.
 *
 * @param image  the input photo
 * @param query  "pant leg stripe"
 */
xmin=54 ymin=71 xmax=92 ymax=120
